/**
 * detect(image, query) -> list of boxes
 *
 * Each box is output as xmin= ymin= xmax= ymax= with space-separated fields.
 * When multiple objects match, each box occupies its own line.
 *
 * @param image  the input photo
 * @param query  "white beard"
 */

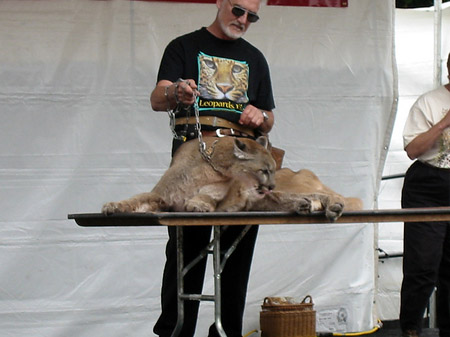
xmin=220 ymin=20 xmax=246 ymax=39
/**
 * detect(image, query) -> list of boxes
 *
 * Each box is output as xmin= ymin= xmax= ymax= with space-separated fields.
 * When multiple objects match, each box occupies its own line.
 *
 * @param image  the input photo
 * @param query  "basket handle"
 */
xmin=264 ymin=295 xmax=313 ymax=305
xmin=301 ymin=295 xmax=313 ymax=304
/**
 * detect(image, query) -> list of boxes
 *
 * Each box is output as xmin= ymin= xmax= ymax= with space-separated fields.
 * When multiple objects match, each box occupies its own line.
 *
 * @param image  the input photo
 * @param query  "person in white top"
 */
xmin=400 ymin=53 xmax=450 ymax=337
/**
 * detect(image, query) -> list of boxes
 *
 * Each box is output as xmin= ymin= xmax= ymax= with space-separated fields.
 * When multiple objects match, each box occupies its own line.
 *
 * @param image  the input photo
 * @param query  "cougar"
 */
xmin=102 ymin=136 xmax=362 ymax=221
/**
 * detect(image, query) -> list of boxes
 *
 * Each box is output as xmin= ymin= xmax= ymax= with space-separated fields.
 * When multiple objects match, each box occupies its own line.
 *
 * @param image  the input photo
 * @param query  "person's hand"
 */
xmin=175 ymin=79 xmax=198 ymax=106
xmin=238 ymin=104 xmax=265 ymax=129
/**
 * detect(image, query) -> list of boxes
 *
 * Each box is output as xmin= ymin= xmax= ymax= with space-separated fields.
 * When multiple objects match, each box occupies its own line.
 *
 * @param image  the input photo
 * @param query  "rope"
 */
xmin=243 ymin=329 xmax=258 ymax=337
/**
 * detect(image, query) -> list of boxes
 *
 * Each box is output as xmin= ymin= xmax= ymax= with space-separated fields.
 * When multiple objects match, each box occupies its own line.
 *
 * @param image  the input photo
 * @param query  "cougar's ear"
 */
xmin=233 ymin=138 xmax=251 ymax=160
xmin=256 ymin=136 xmax=269 ymax=149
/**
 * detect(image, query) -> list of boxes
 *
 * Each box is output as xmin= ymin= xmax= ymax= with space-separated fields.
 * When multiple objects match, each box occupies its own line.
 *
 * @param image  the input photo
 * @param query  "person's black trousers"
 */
xmin=400 ymin=160 xmax=450 ymax=337
xmin=153 ymin=224 xmax=259 ymax=337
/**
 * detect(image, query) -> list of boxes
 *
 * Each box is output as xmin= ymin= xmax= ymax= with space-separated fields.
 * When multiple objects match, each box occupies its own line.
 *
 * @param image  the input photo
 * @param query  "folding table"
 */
xmin=68 ymin=207 xmax=450 ymax=337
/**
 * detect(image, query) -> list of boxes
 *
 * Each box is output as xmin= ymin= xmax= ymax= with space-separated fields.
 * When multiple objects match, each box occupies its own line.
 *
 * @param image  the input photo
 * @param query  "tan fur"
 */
xmin=273 ymin=168 xmax=363 ymax=220
xmin=275 ymin=168 xmax=363 ymax=210
xmin=102 ymin=137 xmax=363 ymax=221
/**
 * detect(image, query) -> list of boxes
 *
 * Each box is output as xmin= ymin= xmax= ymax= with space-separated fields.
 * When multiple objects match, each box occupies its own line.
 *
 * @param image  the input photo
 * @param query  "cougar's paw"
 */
xmin=325 ymin=203 xmax=344 ymax=222
xmin=102 ymin=201 xmax=132 ymax=215
xmin=185 ymin=200 xmax=215 ymax=212
xmin=295 ymin=197 xmax=313 ymax=215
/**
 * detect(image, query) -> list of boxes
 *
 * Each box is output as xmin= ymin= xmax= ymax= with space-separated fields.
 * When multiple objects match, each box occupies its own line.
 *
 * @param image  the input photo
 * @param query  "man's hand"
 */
xmin=239 ymin=104 xmax=273 ymax=133
xmin=175 ymin=79 xmax=198 ymax=106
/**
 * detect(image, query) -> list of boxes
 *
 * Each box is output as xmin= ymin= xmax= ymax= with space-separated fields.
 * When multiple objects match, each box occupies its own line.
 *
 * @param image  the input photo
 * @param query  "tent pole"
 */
xmin=434 ymin=0 xmax=442 ymax=88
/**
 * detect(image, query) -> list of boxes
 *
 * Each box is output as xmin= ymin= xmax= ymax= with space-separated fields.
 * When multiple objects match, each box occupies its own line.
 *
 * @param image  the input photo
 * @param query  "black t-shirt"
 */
xmin=157 ymin=27 xmax=275 ymax=124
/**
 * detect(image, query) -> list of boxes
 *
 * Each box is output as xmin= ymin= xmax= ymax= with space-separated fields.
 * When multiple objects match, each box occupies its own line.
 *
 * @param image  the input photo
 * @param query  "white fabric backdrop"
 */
xmin=0 ymin=0 xmax=396 ymax=335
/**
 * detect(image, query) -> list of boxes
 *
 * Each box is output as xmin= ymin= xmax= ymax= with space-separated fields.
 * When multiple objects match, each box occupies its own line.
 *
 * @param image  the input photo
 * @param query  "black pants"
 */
xmin=400 ymin=161 xmax=450 ymax=336
xmin=153 ymin=225 xmax=259 ymax=337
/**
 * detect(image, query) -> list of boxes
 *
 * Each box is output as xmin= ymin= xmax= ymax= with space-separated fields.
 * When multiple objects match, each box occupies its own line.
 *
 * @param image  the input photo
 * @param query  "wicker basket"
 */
xmin=260 ymin=295 xmax=316 ymax=337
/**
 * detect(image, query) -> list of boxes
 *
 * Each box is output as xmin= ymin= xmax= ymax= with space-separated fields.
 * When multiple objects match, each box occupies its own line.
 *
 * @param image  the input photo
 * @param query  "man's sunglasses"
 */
xmin=230 ymin=1 xmax=260 ymax=23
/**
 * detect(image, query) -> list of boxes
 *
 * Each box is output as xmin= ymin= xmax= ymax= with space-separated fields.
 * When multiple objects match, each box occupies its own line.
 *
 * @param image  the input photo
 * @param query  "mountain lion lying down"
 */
xmin=102 ymin=136 xmax=362 ymax=221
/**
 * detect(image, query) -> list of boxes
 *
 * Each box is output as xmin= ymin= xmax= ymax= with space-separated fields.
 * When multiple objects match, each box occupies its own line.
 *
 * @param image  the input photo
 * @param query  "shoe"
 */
xmin=402 ymin=330 xmax=419 ymax=337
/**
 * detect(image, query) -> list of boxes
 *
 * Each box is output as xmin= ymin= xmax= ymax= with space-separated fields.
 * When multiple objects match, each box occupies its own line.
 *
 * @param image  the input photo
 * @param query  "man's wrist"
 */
xmin=261 ymin=110 xmax=269 ymax=121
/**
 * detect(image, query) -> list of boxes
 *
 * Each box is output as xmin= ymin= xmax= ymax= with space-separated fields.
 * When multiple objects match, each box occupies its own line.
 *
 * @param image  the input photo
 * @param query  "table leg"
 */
xmin=172 ymin=225 xmax=251 ymax=337
xmin=170 ymin=226 xmax=184 ymax=337
xmin=213 ymin=225 xmax=227 ymax=337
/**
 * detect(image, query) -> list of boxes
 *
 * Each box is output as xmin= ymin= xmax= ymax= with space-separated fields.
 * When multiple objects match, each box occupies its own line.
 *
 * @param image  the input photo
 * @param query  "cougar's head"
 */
xmin=232 ymin=136 xmax=276 ymax=195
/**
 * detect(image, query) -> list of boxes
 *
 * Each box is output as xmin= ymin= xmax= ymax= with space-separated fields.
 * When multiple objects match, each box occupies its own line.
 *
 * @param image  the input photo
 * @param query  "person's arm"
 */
xmin=258 ymin=109 xmax=274 ymax=134
xmin=150 ymin=80 xmax=173 ymax=112
xmin=150 ymin=79 xmax=198 ymax=112
xmin=405 ymin=110 xmax=450 ymax=159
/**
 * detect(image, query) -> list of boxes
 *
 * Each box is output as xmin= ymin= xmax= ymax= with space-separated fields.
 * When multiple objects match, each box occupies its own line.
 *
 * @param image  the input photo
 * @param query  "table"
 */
xmin=68 ymin=207 xmax=450 ymax=337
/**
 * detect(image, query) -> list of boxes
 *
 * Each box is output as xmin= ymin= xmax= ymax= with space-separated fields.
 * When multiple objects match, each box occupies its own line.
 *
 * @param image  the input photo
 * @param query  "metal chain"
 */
xmin=192 ymin=90 xmax=207 ymax=156
xmin=167 ymin=79 xmax=218 ymax=166
xmin=190 ymin=86 xmax=223 ymax=171
xmin=166 ymin=80 xmax=184 ymax=141
xmin=167 ymin=109 xmax=185 ymax=141
xmin=192 ymin=89 xmax=220 ymax=168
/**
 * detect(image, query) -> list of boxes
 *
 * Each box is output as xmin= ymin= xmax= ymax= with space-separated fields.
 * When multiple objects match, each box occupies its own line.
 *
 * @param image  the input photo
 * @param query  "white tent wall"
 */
xmin=376 ymin=4 xmax=450 ymax=321
xmin=0 ymin=0 xmax=396 ymax=336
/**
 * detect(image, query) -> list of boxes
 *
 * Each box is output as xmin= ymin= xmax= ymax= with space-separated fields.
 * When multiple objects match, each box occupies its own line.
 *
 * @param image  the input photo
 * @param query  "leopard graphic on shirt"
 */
xmin=197 ymin=52 xmax=249 ymax=112
xmin=434 ymin=108 xmax=450 ymax=168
